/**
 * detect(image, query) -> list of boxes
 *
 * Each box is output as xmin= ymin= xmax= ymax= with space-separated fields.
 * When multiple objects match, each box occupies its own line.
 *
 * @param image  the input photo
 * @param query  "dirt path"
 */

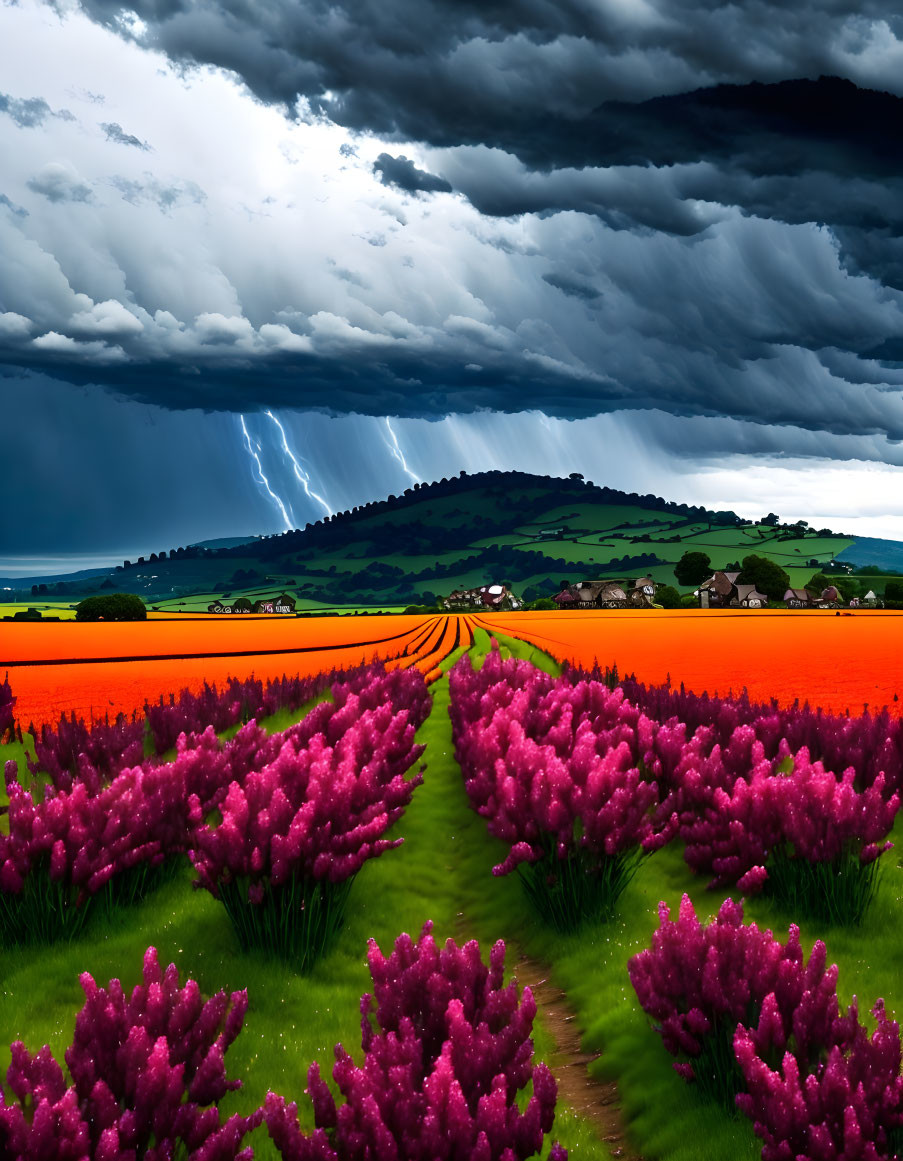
xmin=512 ymin=953 xmax=645 ymax=1161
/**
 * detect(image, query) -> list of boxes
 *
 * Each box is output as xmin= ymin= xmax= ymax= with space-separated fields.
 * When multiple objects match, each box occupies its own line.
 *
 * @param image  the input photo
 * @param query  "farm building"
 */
xmin=554 ymin=581 xmax=628 ymax=609
xmin=443 ymin=584 xmax=522 ymax=611
xmin=698 ymin=572 xmax=767 ymax=608
xmin=628 ymin=577 xmax=659 ymax=608
xmin=697 ymin=571 xmax=741 ymax=608
xmin=784 ymin=588 xmax=816 ymax=608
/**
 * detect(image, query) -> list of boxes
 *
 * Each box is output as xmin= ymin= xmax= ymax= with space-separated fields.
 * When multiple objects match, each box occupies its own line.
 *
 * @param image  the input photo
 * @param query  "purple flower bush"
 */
xmin=628 ymin=895 xmax=855 ymax=1111
xmin=681 ymin=752 xmax=898 ymax=924
xmin=449 ymin=647 xmax=675 ymax=930
xmin=0 ymin=947 xmax=260 ymax=1160
xmin=569 ymin=665 xmax=903 ymax=796
xmin=735 ymin=1000 xmax=903 ymax=1161
xmin=263 ymin=922 xmax=568 ymax=1161
xmin=189 ymin=666 xmax=429 ymax=968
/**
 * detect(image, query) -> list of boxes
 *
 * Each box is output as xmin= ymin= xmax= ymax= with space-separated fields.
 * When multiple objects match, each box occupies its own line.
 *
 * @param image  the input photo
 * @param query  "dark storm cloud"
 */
xmin=70 ymin=0 xmax=903 ymax=151
xmin=373 ymin=153 xmax=452 ymax=195
xmin=0 ymin=194 xmax=27 ymax=218
xmin=101 ymin=120 xmax=150 ymax=149
xmin=541 ymin=273 xmax=602 ymax=301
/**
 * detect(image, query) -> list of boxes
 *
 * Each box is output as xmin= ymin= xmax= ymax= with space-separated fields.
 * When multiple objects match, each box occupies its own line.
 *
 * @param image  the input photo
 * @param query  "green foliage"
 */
xmin=673 ymin=550 xmax=712 ymax=586
xmin=656 ymin=585 xmax=682 ymax=609
xmin=218 ymin=874 xmax=355 ymax=971
xmin=516 ymin=837 xmax=644 ymax=933
xmin=525 ymin=597 xmax=557 ymax=610
xmin=885 ymin=579 xmax=903 ymax=602
xmin=766 ymin=845 xmax=883 ymax=927
xmin=738 ymin=554 xmax=790 ymax=602
xmin=74 ymin=593 xmax=147 ymax=621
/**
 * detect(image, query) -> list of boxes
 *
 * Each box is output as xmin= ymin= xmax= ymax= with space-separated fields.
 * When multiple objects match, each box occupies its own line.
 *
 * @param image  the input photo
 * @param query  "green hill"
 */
xmin=6 ymin=471 xmax=883 ymax=615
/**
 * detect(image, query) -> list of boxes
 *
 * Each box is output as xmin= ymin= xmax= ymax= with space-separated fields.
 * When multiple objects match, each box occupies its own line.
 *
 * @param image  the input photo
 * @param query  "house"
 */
xmin=698 ymin=571 xmax=741 ymax=608
xmin=232 ymin=597 xmax=253 ymax=614
xmin=627 ymin=577 xmax=659 ymax=608
xmin=553 ymin=581 xmax=628 ymax=609
xmin=784 ymin=588 xmax=815 ymax=609
xmin=274 ymin=592 xmax=296 ymax=614
xmin=444 ymin=584 xmax=522 ymax=611
xmin=253 ymin=598 xmax=276 ymax=614
xmin=815 ymin=586 xmax=842 ymax=609
xmin=864 ymin=590 xmax=878 ymax=607
xmin=734 ymin=584 xmax=768 ymax=609
xmin=207 ymin=600 xmax=231 ymax=614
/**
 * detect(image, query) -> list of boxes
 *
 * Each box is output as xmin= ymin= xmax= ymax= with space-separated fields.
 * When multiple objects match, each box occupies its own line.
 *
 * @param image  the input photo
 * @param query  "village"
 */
xmin=203 ymin=573 xmax=881 ymax=615
xmin=441 ymin=573 xmax=881 ymax=612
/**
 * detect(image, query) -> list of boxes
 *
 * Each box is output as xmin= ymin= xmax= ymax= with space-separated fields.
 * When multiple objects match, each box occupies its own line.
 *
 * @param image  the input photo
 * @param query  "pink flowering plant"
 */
xmin=189 ymin=671 xmax=429 ymax=969
xmin=681 ymin=751 xmax=898 ymax=924
xmin=0 ymin=947 xmax=260 ymax=1160
xmin=735 ymin=999 xmax=903 ymax=1161
xmin=450 ymin=648 xmax=675 ymax=931
xmin=264 ymin=922 xmax=568 ymax=1161
xmin=628 ymin=895 xmax=854 ymax=1111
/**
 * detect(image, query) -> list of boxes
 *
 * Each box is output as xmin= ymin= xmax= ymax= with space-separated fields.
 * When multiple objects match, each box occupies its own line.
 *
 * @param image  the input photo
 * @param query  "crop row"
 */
xmin=1 ymin=925 xmax=567 ymax=1161
xmin=450 ymin=644 xmax=900 ymax=928
xmin=1 ymin=662 xmax=430 ymax=967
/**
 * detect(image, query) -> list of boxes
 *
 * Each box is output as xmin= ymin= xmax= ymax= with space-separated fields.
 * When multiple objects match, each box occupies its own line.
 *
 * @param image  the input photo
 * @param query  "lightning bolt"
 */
xmin=239 ymin=414 xmax=294 ymax=529
xmin=265 ymin=410 xmax=333 ymax=517
xmin=384 ymin=417 xmax=419 ymax=484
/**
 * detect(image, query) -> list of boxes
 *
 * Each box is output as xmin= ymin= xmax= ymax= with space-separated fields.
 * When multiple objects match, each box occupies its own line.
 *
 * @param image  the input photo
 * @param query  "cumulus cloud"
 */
xmin=26 ymin=161 xmax=93 ymax=202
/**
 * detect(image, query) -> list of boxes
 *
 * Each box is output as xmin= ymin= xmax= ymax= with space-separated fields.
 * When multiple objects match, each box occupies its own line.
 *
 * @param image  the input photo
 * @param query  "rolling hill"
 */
xmin=4 ymin=471 xmax=899 ymax=616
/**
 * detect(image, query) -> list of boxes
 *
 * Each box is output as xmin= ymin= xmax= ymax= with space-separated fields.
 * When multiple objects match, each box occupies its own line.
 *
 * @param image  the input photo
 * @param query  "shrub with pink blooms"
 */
xmin=681 ymin=751 xmax=898 ymax=924
xmin=735 ymin=1000 xmax=903 ymax=1161
xmin=628 ymin=895 xmax=854 ymax=1111
xmin=449 ymin=647 xmax=675 ymax=931
xmin=263 ymin=922 xmax=568 ymax=1161
xmin=190 ymin=667 xmax=429 ymax=968
xmin=0 ymin=947 xmax=260 ymax=1160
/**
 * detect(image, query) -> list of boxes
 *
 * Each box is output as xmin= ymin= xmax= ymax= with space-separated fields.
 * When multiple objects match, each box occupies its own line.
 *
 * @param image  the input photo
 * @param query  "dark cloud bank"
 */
xmin=1 ymin=0 xmax=901 ymax=439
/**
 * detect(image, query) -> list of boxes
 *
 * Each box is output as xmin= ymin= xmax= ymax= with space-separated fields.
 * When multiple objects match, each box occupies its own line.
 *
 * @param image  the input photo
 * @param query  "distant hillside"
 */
xmin=8 ymin=470 xmax=889 ymax=614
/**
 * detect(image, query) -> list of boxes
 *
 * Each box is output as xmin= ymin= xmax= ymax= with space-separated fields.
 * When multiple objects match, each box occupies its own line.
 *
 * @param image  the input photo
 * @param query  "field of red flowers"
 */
xmin=3 ymin=609 xmax=902 ymax=729
xmin=476 ymin=609 xmax=903 ymax=717
xmin=0 ymin=615 xmax=470 ymax=729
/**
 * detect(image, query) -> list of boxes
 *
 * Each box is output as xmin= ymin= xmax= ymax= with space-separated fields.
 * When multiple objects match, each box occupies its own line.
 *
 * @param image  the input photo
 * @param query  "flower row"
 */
xmin=24 ymin=661 xmax=377 ymax=793
xmin=0 ymin=663 xmax=430 ymax=963
xmin=2 ymin=927 xmax=567 ymax=1161
xmin=449 ymin=647 xmax=899 ymax=927
xmin=630 ymin=895 xmax=903 ymax=1160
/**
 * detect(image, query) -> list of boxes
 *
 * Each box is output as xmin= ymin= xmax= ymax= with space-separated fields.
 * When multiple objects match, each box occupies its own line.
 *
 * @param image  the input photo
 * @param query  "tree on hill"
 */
xmin=673 ymin=550 xmax=712 ymax=586
xmin=75 ymin=594 xmax=147 ymax=621
xmin=739 ymin=555 xmax=790 ymax=602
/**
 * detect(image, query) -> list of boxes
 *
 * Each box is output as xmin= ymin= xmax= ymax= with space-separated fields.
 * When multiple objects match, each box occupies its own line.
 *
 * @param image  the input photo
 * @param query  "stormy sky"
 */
xmin=2 ymin=0 xmax=903 ymax=568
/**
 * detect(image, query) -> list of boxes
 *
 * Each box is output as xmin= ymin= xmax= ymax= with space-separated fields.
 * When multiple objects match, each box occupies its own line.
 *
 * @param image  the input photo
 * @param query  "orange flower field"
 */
xmin=479 ymin=609 xmax=903 ymax=717
xmin=2 ymin=609 xmax=902 ymax=729
xmin=0 ymin=615 xmax=471 ymax=729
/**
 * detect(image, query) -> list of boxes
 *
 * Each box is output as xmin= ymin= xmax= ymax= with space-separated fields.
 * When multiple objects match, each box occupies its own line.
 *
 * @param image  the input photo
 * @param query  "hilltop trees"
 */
xmin=674 ymin=550 xmax=712 ymax=586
